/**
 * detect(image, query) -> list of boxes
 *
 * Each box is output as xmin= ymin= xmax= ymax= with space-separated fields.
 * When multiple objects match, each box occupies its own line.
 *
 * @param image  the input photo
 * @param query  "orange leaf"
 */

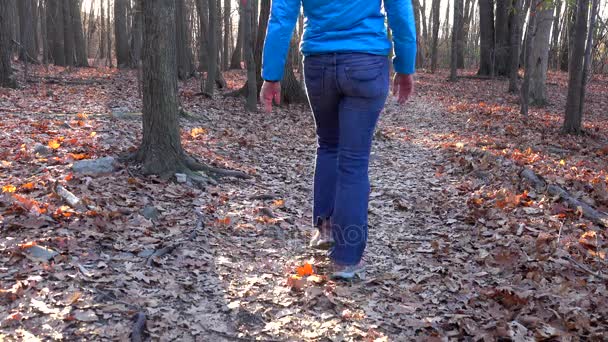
xmin=18 ymin=241 xmax=37 ymax=249
xmin=2 ymin=184 xmax=16 ymax=193
xmin=48 ymin=139 xmax=61 ymax=149
xmin=69 ymin=153 xmax=88 ymax=160
xmin=21 ymin=182 xmax=35 ymax=190
xmin=296 ymin=262 xmax=314 ymax=276
xmin=65 ymin=173 xmax=74 ymax=181
xmin=218 ymin=217 xmax=231 ymax=225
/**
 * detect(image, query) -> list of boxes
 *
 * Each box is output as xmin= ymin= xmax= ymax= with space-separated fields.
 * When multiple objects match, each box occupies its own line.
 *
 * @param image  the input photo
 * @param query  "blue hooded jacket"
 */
xmin=261 ymin=0 xmax=417 ymax=82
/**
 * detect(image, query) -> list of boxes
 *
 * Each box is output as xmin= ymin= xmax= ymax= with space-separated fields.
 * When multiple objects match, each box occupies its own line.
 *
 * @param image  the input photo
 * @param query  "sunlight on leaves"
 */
xmin=296 ymin=263 xmax=314 ymax=277
xmin=2 ymin=184 xmax=17 ymax=193
xmin=48 ymin=139 xmax=61 ymax=149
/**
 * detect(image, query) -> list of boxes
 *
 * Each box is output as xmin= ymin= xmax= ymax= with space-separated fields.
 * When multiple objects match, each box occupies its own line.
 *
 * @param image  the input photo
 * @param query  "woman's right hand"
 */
xmin=392 ymin=73 xmax=414 ymax=104
xmin=260 ymin=81 xmax=281 ymax=113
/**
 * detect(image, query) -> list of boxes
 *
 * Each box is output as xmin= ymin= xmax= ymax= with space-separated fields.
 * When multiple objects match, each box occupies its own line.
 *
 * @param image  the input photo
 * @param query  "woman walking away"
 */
xmin=260 ymin=0 xmax=416 ymax=279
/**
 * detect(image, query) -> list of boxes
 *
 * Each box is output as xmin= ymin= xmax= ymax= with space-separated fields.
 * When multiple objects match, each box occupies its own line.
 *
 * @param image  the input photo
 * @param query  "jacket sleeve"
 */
xmin=261 ymin=0 xmax=302 ymax=81
xmin=384 ymin=0 xmax=417 ymax=74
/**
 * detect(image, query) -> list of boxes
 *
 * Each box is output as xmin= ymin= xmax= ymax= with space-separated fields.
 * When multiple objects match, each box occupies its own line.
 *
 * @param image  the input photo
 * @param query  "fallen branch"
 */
xmin=566 ymin=256 xmax=608 ymax=281
xmin=26 ymin=76 xmax=107 ymax=85
xmin=146 ymin=210 xmax=205 ymax=266
xmin=130 ymin=312 xmax=147 ymax=342
xmin=520 ymin=167 xmax=608 ymax=227
xmin=55 ymin=184 xmax=84 ymax=210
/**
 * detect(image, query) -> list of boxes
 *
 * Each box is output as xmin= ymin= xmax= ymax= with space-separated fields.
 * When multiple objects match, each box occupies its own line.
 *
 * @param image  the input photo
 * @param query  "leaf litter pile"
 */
xmin=1 ymin=64 xmax=607 ymax=340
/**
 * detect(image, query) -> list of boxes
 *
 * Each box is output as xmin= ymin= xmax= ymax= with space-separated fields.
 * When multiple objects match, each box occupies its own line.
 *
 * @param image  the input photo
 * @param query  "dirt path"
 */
xmin=2 ymin=70 xmax=606 ymax=340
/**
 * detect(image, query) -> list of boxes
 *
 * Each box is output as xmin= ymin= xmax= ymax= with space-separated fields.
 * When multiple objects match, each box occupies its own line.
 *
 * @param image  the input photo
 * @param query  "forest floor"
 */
xmin=1 ymin=64 xmax=608 ymax=341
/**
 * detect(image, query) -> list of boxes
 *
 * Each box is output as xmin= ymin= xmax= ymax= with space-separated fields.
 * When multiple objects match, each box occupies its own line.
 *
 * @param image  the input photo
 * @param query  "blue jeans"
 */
xmin=304 ymin=53 xmax=390 ymax=265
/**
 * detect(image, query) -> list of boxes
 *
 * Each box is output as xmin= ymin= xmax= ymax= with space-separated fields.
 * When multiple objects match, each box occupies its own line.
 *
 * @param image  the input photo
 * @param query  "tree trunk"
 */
xmin=495 ymin=0 xmax=511 ymax=76
xmin=137 ymin=0 xmax=188 ymax=176
xmin=176 ymin=0 xmax=194 ymax=79
xmin=559 ymin=2 xmax=575 ymax=72
xmin=429 ymin=0 xmax=441 ymax=72
xmin=194 ymin=0 xmax=210 ymax=71
xmin=520 ymin=0 xmax=538 ymax=117
xmin=223 ymin=0 xmax=231 ymax=70
xmin=281 ymin=35 xmax=306 ymax=104
xmin=508 ymin=0 xmax=524 ymax=93
xmin=549 ymin=0 xmax=562 ymax=69
xmin=130 ymin=0 xmax=143 ymax=68
xmin=48 ymin=0 xmax=66 ymax=66
xmin=412 ymin=0 xmax=425 ymax=68
xmin=106 ymin=0 xmax=112 ymax=66
xmin=71 ymin=0 xmax=88 ymax=67
xmin=242 ymin=0 xmax=256 ymax=111
xmin=0 ymin=0 xmax=17 ymax=88
xmin=114 ymin=0 xmax=130 ymax=67
xmin=458 ymin=0 xmax=472 ymax=68
xmin=17 ymin=0 xmax=37 ymax=62
xmin=563 ymin=0 xmax=589 ymax=134
xmin=63 ymin=0 xmax=75 ymax=66
xmin=229 ymin=8 xmax=243 ymax=69
xmin=529 ymin=2 xmax=554 ymax=106
xmin=578 ymin=0 xmax=598 ymax=120
xmin=450 ymin=0 xmax=462 ymax=81
xmin=478 ymin=0 xmax=494 ymax=76
xmin=205 ymin=0 xmax=218 ymax=94
xmin=41 ymin=0 xmax=49 ymax=64
xmin=100 ymin=0 xmax=106 ymax=59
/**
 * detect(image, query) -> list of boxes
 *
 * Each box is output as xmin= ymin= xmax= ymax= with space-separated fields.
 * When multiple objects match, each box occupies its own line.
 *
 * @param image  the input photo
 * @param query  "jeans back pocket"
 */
xmin=343 ymin=60 xmax=389 ymax=98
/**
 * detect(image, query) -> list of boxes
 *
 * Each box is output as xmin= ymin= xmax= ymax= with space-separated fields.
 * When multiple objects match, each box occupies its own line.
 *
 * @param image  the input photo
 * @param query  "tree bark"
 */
xmin=529 ymin=2 xmax=554 ymax=106
xmin=114 ymin=0 xmax=130 ymax=68
xmin=495 ymin=0 xmax=511 ymax=76
xmin=106 ymin=0 xmax=112 ymax=66
xmin=549 ymin=0 xmax=562 ymax=69
xmin=176 ymin=0 xmax=195 ymax=79
xmin=205 ymin=0 xmax=218 ymax=94
xmin=559 ymin=2 xmax=575 ymax=72
xmin=429 ymin=0 xmax=441 ymax=72
xmin=229 ymin=8 xmax=243 ymax=69
xmin=575 ymin=0 xmax=598 ymax=129
xmin=223 ymin=0 xmax=231 ymax=70
xmin=100 ymin=0 xmax=106 ymax=59
xmin=63 ymin=0 xmax=75 ymax=66
xmin=130 ymin=0 xmax=143 ymax=68
xmin=563 ymin=0 xmax=590 ymax=133
xmin=450 ymin=0 xmax=462 ymax=81
xmin=71 ymin=0 xmax=88 ymax=67
xmin=48 ymin=0 xmax=66 ymax=66
xmin=0 ymin=0 xmax=17 ymax=88
xmin=137 ymin=0 xmax=187 ymax=176
xmin=508 ymin=0 xmax=524 ymax=93
xmin=194 ymin=0 xmax=210 ymax=71
xmin=477 ymin=0 xmax=495 ymax=76
xmin=281 ymin=35 xmax=306 ymax=104
xmin=243 ymin=0 xmax=256 ymax=111
xmin=520 ymin=0 xmax=538 ymax=117
xmin=17 ymin=0 xmax=37 ymax=63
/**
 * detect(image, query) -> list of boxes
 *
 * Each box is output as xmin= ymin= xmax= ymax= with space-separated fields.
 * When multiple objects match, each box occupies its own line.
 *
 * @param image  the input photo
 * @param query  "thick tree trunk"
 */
xmin=48 ymin=0 xmax=66 ymax=66
xmin=578 ymin=0 xmax=598 ymax=119
xmin=114 ymin=0 xmax=130 ymax=68
xmin=71 ymin=0 xmax=88 ymax=67
xmin=130 ymin=0 xmax=143 ymax=68
xmin=529 ymin=3 xmax=554 ymax=106
xmin=0 ymin=0 xmax=17 ymax=88
xmin=450 ymin=0 xmax=462 ymax=81
xmin=194 ymin=0 xmax=210 ymax=71
xmin=205 ymin=0 xmax=218 ymax=94
xmin=138 ymin=0 xmax=187 ymax=176
xmin=494 ymin=0 xmax=511 ymax=76
xmin=477 ymin=0 xmax=494 ymax=76
xmin=17 ymin=0 xmax=37 ymax=63
xmin=281 ymin=35 xmax=306 ymax=104
xmin=230 ymin=9 xmax=243 ymax=69
xmin=63 ymin=0 xmax=75 ymax=66
xmin=429 ymin=0 xmax=441 ymax=72
xmin=563 ymin=0 xmax=589 ymax=134
xmin=176 ymin=0 xmax=195 ymax=79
